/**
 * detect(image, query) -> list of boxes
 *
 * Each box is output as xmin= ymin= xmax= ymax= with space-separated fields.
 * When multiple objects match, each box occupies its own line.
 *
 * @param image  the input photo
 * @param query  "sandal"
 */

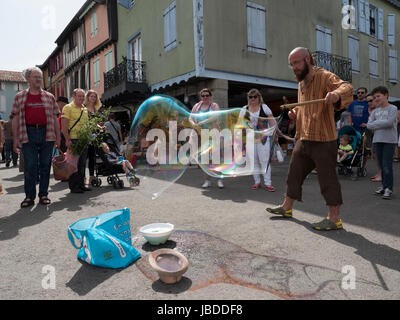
xmin=39 ymin=196 xmax=51 ymax=205
xmin=312 ymin=218 xmax=343 ymax=231
xmin=21 ymin=198 xmax=34 ymax=208
xmin=265 ymin=206 xmax=293 ymax=218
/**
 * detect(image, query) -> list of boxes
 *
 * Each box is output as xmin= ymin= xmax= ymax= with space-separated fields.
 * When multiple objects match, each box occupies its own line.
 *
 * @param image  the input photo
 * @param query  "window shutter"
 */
xmin=365 ymin=2 xmax=370 ymax=35
xmin=316 ymin=25 xmax=331 ymax=54
xmin=389 ymin=49 xmax=398 ymax=82
xmin=349 ymin=36 xmax=360 ymax=72
xmin=164 ymin=2 xmax=177 ymax=52
xmin=388 ymin=14 xmax=395 ymax=46
xmin=378 ymin=8 xmax=384 ymax=40
xmin=163 ymin=7 xmax=170 ymax=50
xmin=247 ymin=2 xmax=266 ymax=54
xmin=359 ymin=0 xmax=366 ymax=33
xmin=369 ymin=43 xmax=378 ymax=77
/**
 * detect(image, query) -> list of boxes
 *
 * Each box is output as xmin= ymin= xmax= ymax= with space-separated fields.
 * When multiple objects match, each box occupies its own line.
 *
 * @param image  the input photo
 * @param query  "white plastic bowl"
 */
xmin=139 ymin=223 xmax=174 ymax=245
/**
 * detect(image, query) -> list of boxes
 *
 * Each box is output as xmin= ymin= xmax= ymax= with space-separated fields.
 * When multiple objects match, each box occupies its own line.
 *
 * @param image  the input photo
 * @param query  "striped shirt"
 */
xmin=294 ymin=67 xmax=354 ymax=142
xmin=11 ymin=88 xmax=59 ymax=144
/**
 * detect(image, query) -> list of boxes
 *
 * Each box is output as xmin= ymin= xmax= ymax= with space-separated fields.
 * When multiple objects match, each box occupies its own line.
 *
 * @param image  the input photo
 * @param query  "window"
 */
xmin=369 ymin=43 xmax=378 ymax=77
xmin=105 ymin=50 xmax=113 ymax=73
xmin=369 ymin=5 xmax=376 ymax=37
xmin=389 ymin=50 xmax=398 ymax=83
xmin=164 ymin=1 xmax=177 ymax=52
xmin=388 ymin=14 xmax=395 ymax=46
xmin=74 ymin=70 xmax=79 ymax=89
xmin=80 ymin=66 xmax=86 ymax=89
xmin=316 ymin=25 xmax=332 ymax=54
xmin=0 ymin=82 xmax=4 ymax=90
xmin=93 ymin=58 xmax=100 ymax=87
xmin=91 ymin=11 xmax=98 ymax=37
xmin=348 ymin=35 xmax=360 ymax=72
xmin=342 ymin=0 xmax=358 ymax=30
xmin=68 ymin=34 xmax=76 ymax=52
xmin=247 ymin=1 xmax=266 ymax=54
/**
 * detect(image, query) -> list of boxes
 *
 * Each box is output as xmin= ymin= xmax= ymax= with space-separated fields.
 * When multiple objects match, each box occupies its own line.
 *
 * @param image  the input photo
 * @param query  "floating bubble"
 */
xmin=127 ymin=95 xmax=279 ymax=199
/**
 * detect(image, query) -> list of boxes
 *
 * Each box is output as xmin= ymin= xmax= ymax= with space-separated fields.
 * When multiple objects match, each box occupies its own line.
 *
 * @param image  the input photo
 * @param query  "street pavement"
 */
xmin=0 ymin=158 xmax=399 ymax=300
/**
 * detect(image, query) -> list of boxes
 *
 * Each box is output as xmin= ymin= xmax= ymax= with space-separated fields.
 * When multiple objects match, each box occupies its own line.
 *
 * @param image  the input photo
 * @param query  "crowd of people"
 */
xmin=0 ymin=67 xmax=128 ymax=208
xmin=335 ymin=86 xmax=400 ymax=199
xmin=1 ymin=50 xmax=399 ymax=233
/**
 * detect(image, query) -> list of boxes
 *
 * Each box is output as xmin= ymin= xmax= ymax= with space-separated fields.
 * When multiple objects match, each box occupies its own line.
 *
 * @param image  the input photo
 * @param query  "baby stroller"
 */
xmin=91 ymin=138 xmax=140 ymax=189
xmin=337 ymin=126 xmax=368 ymax=179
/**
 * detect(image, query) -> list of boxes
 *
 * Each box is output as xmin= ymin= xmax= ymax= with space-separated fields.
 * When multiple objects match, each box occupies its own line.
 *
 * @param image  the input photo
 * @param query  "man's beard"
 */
xmin=295 ymin=61 xmax=309 ymax=82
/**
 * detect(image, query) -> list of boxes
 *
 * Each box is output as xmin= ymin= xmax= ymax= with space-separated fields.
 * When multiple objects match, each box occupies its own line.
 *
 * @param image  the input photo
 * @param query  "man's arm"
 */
xmin=326 ymin=73 xmax=354 ymax=111
xmin=61 ymin=117 xmax=71 ymax=149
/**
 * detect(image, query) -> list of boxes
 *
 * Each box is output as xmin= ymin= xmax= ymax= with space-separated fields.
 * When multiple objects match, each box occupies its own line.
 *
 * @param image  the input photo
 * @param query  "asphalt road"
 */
xmin=0 ymin=158 xmax=399 ymax=300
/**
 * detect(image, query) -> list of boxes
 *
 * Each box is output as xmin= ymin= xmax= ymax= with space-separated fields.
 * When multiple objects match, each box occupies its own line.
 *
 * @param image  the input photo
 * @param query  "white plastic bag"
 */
xmin=272 ymin=143 xmax=285 ymax=163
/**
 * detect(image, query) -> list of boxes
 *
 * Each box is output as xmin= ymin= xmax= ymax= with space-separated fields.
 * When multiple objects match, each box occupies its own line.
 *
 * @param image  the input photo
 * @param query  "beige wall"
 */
xmin=117 ymin=0 xmax=196 ymax=86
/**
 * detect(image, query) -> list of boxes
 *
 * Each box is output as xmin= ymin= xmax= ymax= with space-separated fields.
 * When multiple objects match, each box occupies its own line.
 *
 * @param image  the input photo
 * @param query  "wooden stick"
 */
xmin=280 ymin=99 xmax=326 ymax=110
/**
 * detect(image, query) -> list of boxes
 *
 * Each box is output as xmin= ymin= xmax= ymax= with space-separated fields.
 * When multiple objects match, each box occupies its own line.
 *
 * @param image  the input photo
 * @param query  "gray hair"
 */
xmin=23 ymin=67 xmax=43 ymax=80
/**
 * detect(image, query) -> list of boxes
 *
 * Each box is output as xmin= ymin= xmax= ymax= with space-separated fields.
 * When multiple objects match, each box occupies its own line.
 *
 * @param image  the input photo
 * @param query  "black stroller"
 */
xmin=91 ymin=137 xmax=140 ymax=189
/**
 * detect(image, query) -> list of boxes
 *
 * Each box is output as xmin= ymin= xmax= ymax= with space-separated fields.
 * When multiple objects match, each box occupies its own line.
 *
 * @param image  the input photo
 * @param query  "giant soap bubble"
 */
xmin=126 ymin=95 xmax=279 ymax=199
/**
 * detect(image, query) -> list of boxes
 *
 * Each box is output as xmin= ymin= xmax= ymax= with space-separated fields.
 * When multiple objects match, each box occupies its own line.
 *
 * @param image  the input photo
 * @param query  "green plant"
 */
xmin=71 ymin=107 xmax=112 ymax=155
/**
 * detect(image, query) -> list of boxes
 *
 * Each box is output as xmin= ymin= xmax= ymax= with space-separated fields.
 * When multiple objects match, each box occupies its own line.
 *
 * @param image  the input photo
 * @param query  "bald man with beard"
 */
xmin=266 ymin=47 xmax=354 ymax=231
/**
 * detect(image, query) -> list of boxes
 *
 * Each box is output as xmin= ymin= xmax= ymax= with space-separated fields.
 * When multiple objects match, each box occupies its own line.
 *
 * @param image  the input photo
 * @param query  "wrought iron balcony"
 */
xmin=312 ymin=51 xmax=352 ymax=83
xmin=102 ymin=57 xmax=149 ymax=104
xmin=104 ymin=57 xmax=146 ymax=91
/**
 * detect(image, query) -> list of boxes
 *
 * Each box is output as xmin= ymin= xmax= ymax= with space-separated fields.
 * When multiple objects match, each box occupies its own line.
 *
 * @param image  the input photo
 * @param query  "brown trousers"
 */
xmin=286 ymin=140 xmax=343 ymax=206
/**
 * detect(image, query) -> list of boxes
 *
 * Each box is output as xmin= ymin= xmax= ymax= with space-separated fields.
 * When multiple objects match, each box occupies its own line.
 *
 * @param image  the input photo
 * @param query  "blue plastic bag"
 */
xmin=68 ymin=208 xmax=141 ymax=269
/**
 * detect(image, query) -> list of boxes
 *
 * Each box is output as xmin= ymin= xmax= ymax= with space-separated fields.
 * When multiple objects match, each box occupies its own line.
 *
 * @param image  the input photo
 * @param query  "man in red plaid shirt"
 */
xmin=11 ymin=67 xmax=61 ymax=208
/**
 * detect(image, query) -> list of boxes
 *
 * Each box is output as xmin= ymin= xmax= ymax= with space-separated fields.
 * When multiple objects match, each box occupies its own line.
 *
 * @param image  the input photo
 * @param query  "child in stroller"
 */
xmin=337 ymin=126 xmax=368 ymax=178
xmin=337 ymin=134 xmax=354 ymax=163
xmin=91 ymin=142 xmax=140 ymax=189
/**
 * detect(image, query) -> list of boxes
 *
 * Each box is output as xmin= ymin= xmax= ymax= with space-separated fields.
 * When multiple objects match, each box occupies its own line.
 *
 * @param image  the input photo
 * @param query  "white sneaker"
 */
xmin=202 ymin=180 xmax=211 ymax=188
xmin=375 ymin=186 xmax=384 ymax=195
xmin=382 ymin=188 xmax=393 ymax=200
xmin=217 ymin=179 xmax=224 ymax=189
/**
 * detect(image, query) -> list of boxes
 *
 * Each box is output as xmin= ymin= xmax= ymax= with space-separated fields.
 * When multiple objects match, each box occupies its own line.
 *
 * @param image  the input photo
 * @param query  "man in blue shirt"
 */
xmin=348 ymin=87 xmax=370 ymax=132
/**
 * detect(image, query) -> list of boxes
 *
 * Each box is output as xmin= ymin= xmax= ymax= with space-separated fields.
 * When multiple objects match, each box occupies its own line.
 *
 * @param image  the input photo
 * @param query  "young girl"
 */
xmin=337 ymin=134 xmax=354 ymax=163
xmin=101 ymin=142 xmax=137 ymax=187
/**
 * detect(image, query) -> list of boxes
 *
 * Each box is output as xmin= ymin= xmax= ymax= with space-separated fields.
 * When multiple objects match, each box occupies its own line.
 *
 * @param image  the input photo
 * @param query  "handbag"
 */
xmin=52 ymin=149 xmax=79 ymax=181
xmin=67 ymin=208 xmax=141 ymax=269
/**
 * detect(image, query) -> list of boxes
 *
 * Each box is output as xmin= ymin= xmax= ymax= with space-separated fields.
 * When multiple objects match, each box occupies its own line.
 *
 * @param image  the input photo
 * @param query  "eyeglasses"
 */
xmin=201 ymin=94 xmax=210 ymax=98
xmin=248 ymin=95 xmax=258 ymax=99
xmin=367 ymin=100 xmax=374 ymax=103
xmin=357 ymin=92 xmax=365 ymax=95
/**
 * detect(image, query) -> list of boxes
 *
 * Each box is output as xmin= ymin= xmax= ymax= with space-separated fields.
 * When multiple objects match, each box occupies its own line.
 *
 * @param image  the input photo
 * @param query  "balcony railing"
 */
xmin=104 ymin=57 xmax=146 ymax=91
xmin=313 ymin=51 xmax=352 ymax=83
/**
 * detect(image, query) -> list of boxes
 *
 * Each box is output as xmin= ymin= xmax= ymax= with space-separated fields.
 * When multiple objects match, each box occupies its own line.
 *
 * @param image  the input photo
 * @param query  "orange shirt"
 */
xmin=294 ymin=67 xmax=354 ymax=142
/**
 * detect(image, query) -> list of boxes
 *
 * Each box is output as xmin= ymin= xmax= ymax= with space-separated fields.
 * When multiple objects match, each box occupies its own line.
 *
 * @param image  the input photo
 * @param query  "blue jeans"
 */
xmin=22 ymin=127 xmax=55 ymax=200
xmin=375 ymin=143 xmax=396 ymax=191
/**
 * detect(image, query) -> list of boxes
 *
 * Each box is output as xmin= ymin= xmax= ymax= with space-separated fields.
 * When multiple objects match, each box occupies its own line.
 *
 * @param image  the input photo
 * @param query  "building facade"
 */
xmin=104 ymin=0 xmax=399 ymax=116
xmin=85 ymin=0 xmax=118 ymax=97
xmin=0 ymin=71 xmax=28 ymax=120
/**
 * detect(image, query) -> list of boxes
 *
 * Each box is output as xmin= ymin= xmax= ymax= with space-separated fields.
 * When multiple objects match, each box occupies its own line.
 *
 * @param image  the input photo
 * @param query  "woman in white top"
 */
xmin=189 ymin=88 xmax=224 ymax=189
xmin=238 ymin=89 xmax=277 ymax=191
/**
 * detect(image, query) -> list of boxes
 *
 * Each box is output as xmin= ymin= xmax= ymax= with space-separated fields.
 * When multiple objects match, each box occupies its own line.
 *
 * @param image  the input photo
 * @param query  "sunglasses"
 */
xmin=248 ymin=95 xmax=258 ymax=99
xmin=367 ymin=100 xmax=374 ymax=103
xmin=201 ymin=94 xmax=210 ymax=98
xmin=357 ymin=92 xmax=365 ymax=95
